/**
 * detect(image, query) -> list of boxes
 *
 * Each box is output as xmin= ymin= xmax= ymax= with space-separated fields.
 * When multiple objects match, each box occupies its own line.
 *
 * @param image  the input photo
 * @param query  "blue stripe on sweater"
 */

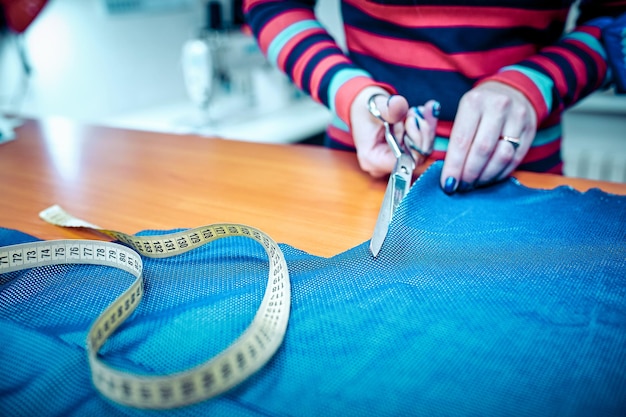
xmin=328 ymin=68 xmax=373 ymax=114
xmin=267 ymin=20 xmax=323 ymax=67
xmin=500 ymin=65 xmax=554 ymax=113
xmin=432 ymin=124 xmax=560 ymax=152
xmin=563 ymin=32 xmax=607 ymax=60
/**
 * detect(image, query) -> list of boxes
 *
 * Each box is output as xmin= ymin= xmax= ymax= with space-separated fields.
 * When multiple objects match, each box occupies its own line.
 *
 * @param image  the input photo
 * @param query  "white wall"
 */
xmin=0 ymin=0 xmax=204 ymax=120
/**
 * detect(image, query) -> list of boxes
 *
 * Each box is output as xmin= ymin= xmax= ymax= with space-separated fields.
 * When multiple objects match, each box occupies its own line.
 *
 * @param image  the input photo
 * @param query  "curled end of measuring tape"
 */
xmin=39 ymin=205 xmax=102 ymax=229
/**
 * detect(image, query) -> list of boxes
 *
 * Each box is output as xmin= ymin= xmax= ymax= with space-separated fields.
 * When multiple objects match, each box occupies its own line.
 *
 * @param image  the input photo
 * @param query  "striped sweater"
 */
xmin=244 ymin=0 xmax=626 ymax=173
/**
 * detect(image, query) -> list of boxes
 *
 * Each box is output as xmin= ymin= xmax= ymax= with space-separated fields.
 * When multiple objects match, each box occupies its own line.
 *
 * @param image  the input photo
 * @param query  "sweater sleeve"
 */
xmin=478 ymin=0 xmax=626 ymax=124
xmin=243 ymin=0 xmax=394 ymax=128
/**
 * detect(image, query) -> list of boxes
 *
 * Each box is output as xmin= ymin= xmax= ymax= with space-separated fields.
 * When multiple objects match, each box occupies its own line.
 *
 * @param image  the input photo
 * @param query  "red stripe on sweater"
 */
xmin=243 ymin=0 xmax=273 ymax=14
xmin=524 ymin=137 xmax=561 ymax=164
xmin=344 ymin=0 xmax=568 ymax=30
xmin=545 ymin=162 xmax=563 ymax=175
xmin=542 ymin=45 xmax=588 ymax=102
xmin=335 ymin=77 xmax=395 ymax=126
xmin=576 ymin=25 xmax=602 ymax=38
xmin=346 ymin=26 xmax=536 ymax=79
xmin=292 ymin=40 xmax=338 ymax=90
xmin=327 ymin=124 xmax=356 ymax=148
xmin=257 ymin=9 xmax=316 ymax=54
xmin=524 ymin=55 xmax=569 ymax=108
xmin=276 ymin=27 xmax=326 ymax=72
xmin=435 ymin=120 xmax=453 ymax=138
xmin=430 ymin=150 xmax=446 ymax=162
xmin=309 ymin=55 xmax=352 ymax=102
xmin=562 ymin=38 xmax=608 ymax=90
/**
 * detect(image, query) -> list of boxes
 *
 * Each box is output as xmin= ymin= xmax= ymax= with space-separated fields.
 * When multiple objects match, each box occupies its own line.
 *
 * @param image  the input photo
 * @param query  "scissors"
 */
xmin=368 ymin=94 xmax=431 ymax=257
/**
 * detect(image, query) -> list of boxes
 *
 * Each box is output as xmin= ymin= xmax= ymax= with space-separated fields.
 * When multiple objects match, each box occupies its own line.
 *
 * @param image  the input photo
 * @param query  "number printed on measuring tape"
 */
xmin=0 ymin=205 xmax=291 ymax=409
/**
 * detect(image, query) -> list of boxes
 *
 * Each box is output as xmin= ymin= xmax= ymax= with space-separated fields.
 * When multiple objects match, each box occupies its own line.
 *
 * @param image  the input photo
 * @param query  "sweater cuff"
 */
xmin=479 ymin=65 xmax=555 ymax=123
xmin=330 ymin=70 xmax=395 ymax=129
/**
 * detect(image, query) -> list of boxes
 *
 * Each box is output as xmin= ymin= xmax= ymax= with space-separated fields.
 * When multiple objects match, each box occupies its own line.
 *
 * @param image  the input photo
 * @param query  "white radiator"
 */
xmin=562 ymin=92 xmax=626 ymax=184
xmin=563 ymin=148 xmax=626 ymax=183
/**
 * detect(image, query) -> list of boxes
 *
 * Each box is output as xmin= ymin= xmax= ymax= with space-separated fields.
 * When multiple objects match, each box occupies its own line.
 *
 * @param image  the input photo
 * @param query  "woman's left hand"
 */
xmin=440 ymin=81 xmax=538 ymax=193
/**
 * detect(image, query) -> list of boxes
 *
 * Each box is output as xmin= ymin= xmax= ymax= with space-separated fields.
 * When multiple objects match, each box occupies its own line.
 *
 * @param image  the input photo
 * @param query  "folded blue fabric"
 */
xmin=1 ymin=162 xmax=625 ymax=416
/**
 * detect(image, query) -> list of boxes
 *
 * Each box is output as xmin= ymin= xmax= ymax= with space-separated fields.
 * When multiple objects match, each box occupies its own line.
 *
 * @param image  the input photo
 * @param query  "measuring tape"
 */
xmin=0 ymin=205 xmax=291 ymax=409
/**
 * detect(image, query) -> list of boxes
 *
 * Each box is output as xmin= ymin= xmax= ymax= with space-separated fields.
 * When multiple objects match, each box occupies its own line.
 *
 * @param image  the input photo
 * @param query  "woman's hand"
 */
xmin=350 ymin=86 xmax=439 ymax=178
xmin=440 ymin=81 xmax=537 ymax=193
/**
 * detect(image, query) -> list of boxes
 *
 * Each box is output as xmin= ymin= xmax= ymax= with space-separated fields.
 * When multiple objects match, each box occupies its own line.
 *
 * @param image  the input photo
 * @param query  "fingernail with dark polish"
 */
xmin=443 ymin=176 xmax=457 ymax=194
xmin=413 ymin=106 xmax=424 ymax=119
xmin=414 ymin=116 xmax=421 ymax=130
xmin=432 ymin=101 xmax=441 ymax=118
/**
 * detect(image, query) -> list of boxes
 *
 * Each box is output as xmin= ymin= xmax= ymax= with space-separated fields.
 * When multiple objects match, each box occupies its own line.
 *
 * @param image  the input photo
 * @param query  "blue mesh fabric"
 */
xmin=1 ymin=162 xmax=625 ymax=417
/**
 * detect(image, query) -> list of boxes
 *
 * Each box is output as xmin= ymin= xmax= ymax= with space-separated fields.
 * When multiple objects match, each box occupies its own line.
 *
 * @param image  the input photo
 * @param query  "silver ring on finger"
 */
xmin=499 ymin=135 xmax=521 ymax=150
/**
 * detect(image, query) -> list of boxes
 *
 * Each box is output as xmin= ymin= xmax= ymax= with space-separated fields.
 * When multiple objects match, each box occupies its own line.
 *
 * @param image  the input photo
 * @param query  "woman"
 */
xmin=244 ymin=0 xmax=625 ymax=193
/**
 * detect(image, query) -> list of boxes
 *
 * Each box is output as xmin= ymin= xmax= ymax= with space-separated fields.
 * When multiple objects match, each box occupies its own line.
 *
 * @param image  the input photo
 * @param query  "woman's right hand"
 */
xmin=350 ymin=87 xmax=439 ymax=178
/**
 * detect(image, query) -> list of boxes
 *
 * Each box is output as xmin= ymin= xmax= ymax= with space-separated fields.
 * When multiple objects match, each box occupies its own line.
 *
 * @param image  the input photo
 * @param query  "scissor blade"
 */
xmin=369 ymin=174 xmax=395 ymax=257
xmin=369 ymin=155 xmax=413 ymax=257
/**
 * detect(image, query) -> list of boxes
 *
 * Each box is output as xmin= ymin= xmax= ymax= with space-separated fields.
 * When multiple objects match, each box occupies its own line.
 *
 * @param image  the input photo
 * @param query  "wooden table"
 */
xmin=1 ymin=117 xmax=625 ymax=257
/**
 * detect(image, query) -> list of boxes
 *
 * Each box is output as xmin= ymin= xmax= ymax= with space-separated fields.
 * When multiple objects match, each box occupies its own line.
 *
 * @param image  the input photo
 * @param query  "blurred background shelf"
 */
xmin=99 ymin=97 xmax=331 ymax=144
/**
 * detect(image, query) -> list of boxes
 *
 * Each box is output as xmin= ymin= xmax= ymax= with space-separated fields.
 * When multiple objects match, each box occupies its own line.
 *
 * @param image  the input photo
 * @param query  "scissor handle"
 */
xmin=367 ymin=94 xmax=404 ymax=159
